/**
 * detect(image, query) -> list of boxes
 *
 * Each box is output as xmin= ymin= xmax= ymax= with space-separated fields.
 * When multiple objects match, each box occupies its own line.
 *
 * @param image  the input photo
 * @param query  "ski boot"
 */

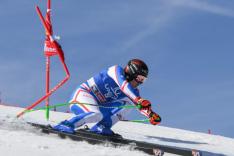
xmin=53 ymin=120 xmax=75 ymax=134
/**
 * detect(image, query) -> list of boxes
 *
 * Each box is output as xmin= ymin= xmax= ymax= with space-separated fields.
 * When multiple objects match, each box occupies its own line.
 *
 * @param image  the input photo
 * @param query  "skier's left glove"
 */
xmin=149 ymin=111 xmax=161 ymax=125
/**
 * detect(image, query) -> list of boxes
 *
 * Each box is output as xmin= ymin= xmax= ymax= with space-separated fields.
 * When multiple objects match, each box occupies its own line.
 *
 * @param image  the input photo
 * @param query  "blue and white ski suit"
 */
xmin=67 ymin=65 xmax=150 ymax=134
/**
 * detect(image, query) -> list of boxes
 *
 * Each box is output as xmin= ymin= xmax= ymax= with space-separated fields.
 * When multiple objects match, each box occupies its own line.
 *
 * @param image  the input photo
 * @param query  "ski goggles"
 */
xmin=135 ymin=75 xmax=147 ymax=84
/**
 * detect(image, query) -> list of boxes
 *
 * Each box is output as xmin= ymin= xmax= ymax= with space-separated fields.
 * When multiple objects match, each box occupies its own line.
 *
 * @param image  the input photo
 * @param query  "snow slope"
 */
xmin=0 ymin=105 xmax=234 ymax=156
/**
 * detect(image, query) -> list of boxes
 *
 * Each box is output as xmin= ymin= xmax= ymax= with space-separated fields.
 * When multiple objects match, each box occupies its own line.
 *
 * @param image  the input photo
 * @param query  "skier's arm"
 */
xmin=107 ymin=65 xmax=139 ymax=101
xmin=108 ymin=66 xmax=161 ymax=125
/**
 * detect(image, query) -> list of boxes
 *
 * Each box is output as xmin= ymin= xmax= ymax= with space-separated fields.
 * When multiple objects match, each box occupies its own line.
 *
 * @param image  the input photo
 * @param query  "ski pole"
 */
xmin=121 ymin=119 xmax=150 ymax=123
xmin=24 ymin=102 xmax=141 ymax=113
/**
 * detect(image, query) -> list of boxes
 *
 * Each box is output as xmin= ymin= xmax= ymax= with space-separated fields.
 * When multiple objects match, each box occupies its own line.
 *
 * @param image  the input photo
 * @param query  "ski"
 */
xmin=28 ymin=122 xmax=203 ymax=156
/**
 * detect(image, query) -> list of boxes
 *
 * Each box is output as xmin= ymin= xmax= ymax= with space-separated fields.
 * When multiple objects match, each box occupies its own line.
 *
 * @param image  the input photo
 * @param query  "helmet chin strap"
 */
xmin=129 ymin=79 xmax=140 ymax=88
xmin=135 ymin=78 xmax=143 ymax=84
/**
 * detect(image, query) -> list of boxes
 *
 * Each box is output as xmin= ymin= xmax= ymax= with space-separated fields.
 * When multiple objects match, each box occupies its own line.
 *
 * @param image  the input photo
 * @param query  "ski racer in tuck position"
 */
xmin=54 ymin=59 xmax=161 ymax=135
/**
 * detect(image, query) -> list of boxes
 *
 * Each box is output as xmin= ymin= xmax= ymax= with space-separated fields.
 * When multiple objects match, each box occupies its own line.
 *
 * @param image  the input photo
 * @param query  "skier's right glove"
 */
xmin=136 ymin=98 xmax=151 ymax=111
xmin=149 ymin=111 xmax=161 ymax=125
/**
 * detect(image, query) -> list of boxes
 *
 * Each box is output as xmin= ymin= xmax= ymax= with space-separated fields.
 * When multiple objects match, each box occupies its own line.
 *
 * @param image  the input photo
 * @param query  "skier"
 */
xmin=53 ymin=59 xmax=161 ymax=135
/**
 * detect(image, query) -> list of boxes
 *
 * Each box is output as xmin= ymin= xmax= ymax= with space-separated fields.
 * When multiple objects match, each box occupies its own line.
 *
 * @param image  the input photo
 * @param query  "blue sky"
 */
xmin=0 ymin=0 xmax=234 ymax=138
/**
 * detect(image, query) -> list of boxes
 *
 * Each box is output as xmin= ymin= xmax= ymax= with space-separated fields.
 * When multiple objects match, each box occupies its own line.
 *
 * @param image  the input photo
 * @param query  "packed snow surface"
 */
xmin=0 ymin=105 xmax=234 ymax=156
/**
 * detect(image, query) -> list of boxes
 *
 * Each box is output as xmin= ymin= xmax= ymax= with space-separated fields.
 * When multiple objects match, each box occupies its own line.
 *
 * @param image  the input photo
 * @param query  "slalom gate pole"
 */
xmin=45 ymin=55 xmax=50 ymax=120
xmin=45 ymin=0 xmax=52 ymax=121
xmin=17 ymin=0 xmax=70 ymax=119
